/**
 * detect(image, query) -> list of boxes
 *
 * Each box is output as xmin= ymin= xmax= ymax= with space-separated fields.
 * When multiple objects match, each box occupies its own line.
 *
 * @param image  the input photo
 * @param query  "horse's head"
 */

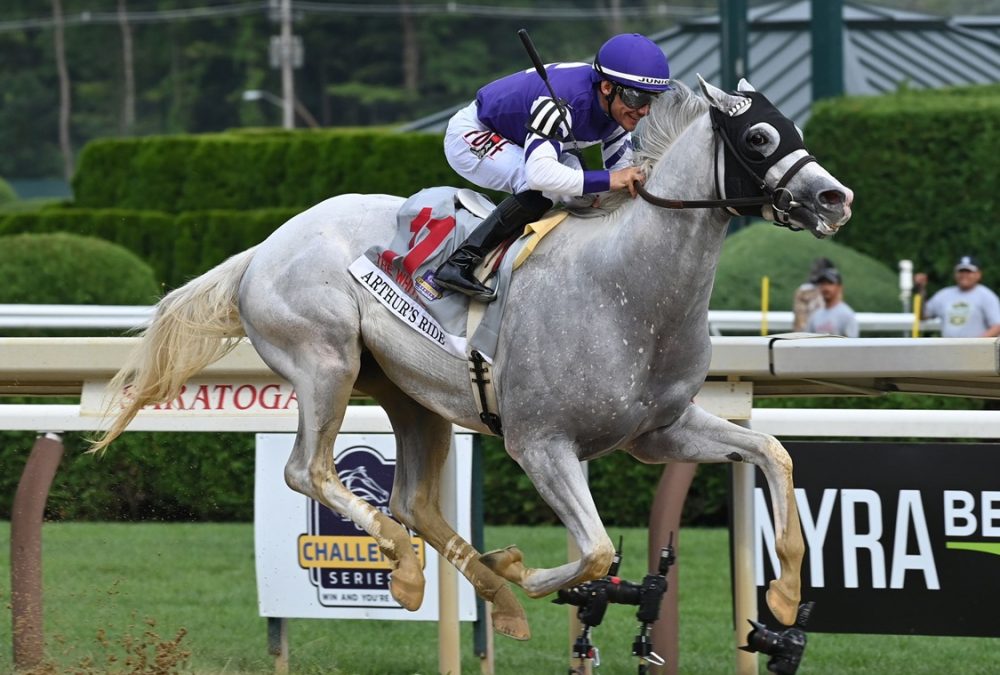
xmin=697 ymin=75 xmax=853 ymax=238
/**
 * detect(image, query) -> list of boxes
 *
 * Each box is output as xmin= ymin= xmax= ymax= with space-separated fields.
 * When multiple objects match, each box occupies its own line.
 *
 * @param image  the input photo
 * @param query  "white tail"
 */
xmin=90 ymin=247 xmax=258 ymax=453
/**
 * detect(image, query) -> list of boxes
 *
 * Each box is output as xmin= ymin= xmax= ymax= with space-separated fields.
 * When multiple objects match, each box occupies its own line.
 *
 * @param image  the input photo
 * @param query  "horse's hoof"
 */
xmin=481 ymin=546 xmax=526 ymax=584
xmin=766 ymin=579 xmax=799 ymax=626
xmin=490 ymin=585 xmax=530 ymax=640
xmin=389 ymin=565 xmax=425 ymax=611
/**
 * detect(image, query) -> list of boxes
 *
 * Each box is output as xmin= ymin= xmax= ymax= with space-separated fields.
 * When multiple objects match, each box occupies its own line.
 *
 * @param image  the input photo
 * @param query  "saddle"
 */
xmin=348 ymin=186 xmax=570 ymax=435
xmin=350 ymin=187 xmax=567 ymax=354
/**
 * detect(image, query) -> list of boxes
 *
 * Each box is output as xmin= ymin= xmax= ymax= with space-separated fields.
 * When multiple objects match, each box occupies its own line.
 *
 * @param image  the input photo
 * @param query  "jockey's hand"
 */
xmin=610 ymin=166 xmax=645 ymax=198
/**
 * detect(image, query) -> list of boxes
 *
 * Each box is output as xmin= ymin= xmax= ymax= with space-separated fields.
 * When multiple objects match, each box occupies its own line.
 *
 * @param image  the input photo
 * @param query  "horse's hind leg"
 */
xmin=250 ymin=328 xmax=426 ymax=610
xmin=357 ymin=361 xmax=530 ymax=639
xmin=627 ymin=404 xmax=805 ymax=626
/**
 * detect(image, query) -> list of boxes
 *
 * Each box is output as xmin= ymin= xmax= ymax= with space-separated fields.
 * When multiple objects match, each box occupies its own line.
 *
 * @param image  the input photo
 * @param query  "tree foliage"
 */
xmin=0 ymin=0 xmax=713 ymax=179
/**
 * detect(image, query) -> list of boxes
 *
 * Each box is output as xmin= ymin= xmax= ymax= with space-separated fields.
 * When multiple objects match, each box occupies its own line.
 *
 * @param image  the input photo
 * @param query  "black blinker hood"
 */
xmin=709 ymin=92 xmax=806 ymax=216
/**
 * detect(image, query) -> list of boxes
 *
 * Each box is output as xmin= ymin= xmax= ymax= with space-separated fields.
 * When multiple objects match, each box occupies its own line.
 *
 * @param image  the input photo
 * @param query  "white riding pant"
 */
xmin=443 ymin=101 xmax=582 ymax=202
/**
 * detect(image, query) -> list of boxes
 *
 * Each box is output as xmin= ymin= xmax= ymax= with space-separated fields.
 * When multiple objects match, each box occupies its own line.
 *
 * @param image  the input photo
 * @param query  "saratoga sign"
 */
xmin=754 ymin=441 xmax=1000 ymax=637
xmin=80 ymin=378 xmax=297 ymax=416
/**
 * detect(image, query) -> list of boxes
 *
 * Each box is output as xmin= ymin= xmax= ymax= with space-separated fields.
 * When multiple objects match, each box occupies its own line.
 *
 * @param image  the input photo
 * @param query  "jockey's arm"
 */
xmin=523 ymin=97 xmax=608 ymax=196
xmin=522 ymin=97 xmax=642 ymax=198
xmin=523 ymin=137 xmax=608 ymax=196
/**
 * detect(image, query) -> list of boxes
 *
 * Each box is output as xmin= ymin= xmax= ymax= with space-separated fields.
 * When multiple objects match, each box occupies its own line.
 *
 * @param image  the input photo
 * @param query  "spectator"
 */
xmin=792 ymin=257 xmax=834 ymax=331
xmin=916 ymin=255 xmax=1000 ymax=337
xmin=806 ymin=267 xmax=859 ymax=337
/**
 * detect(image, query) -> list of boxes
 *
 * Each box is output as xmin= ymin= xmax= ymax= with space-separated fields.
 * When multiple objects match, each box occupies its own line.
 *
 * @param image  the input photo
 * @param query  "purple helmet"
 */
xmin=594 ymin=33 xmax=671 ymax=92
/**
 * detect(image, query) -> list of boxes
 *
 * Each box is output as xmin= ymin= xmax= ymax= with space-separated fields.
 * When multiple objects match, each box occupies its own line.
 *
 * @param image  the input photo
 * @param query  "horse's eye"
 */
xmin=748 ymin=131 xmax=767 ymax=147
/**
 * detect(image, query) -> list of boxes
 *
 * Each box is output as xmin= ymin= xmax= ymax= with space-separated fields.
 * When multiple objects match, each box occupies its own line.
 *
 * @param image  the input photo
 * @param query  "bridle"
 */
xmin=635 ymin=98 xmax=817 ymax=227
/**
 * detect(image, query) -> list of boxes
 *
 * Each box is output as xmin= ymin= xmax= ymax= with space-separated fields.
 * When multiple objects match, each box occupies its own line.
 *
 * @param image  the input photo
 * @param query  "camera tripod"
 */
xmin=556 ymin=534 xmax=676 ymax=675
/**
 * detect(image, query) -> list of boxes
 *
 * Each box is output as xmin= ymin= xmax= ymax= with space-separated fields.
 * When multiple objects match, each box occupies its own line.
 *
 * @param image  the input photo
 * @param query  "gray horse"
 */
xmin=94 ymin=77 xmax=852 ymax=640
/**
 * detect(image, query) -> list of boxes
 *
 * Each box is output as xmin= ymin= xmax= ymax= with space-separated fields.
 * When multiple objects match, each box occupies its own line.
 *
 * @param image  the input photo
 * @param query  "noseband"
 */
xmin=635 ymin=98 xmax=816 ymax=226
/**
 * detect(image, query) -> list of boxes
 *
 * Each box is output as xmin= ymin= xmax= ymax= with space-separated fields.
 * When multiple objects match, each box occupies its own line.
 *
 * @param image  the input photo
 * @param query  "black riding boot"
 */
xmin=434 ymin=191 xmax=552 ymax=302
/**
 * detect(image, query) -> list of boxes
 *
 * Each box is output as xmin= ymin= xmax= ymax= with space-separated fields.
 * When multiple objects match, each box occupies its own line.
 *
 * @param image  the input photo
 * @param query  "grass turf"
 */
xmin=1 ymin=522 xmax=997 ymax=673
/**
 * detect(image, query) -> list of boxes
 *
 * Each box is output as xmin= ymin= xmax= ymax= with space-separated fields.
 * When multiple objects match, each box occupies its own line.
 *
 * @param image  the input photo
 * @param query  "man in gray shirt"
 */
xmin=806 ymin=267 xmax=859 ymax=337
xmin=916 ymin=255 xmax=1000 ymax=338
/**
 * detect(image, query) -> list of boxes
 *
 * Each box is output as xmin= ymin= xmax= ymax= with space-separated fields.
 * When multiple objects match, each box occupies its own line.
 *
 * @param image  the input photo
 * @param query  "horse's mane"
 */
xmin=633 ymin=80 xmax=708 ymax=174
xmin=594 ymin=80 xmax=709 ymax=213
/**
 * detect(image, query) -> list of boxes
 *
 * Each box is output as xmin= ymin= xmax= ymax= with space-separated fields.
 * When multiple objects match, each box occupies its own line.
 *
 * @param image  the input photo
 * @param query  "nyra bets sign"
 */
xmin=754 ymin=442 xmax=1000 ymax=636
xmin=254 ymin=433 xmax=475 ymax=621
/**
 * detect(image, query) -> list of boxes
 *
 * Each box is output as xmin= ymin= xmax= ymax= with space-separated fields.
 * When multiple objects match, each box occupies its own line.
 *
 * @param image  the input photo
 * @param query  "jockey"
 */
xmin=435 ymin=33 xmax=671 ymax=301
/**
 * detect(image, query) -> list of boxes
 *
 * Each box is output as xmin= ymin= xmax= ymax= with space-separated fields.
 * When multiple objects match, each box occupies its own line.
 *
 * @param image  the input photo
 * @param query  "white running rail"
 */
xmin=0 ymin=304 xmax=940 ymax=334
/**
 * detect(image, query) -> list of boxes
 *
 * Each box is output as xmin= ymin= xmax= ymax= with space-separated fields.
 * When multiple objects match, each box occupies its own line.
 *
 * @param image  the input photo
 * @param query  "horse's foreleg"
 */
xmin=361 ymin=367 xmax=530 ymax=639
xmin=483 ymin=440 xmax=615 ymax=598
xmin=627 ymin=404 xmax=804 ymax=626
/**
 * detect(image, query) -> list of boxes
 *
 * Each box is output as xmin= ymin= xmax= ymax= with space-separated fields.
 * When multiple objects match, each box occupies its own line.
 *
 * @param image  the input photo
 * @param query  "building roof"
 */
xmin=656 ymin=0 xmax=1000 ymax=123
xmin=402 ymin=1 xmax=1000 ymax=132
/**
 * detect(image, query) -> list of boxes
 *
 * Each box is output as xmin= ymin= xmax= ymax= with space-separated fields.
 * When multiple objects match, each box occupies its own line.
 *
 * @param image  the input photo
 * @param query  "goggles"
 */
xmin=616 ymin=85 xmax=659 ymax=109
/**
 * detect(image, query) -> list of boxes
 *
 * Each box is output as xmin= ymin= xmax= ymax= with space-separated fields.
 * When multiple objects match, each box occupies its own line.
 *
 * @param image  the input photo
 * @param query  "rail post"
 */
xmin=11 ymin=432 xmax=65 ymax=670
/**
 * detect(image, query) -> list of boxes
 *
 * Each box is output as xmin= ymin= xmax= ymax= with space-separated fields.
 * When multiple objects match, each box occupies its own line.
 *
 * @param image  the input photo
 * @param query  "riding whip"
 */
xmin=516 ymin=28 xmax=587 ymax=169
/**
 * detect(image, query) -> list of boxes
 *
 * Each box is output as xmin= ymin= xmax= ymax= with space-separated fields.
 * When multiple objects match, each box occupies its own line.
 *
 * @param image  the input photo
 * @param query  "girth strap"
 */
xmin=469 ymin=350 xmax=503 ymax=436
xmin=466 ymin=298 xmax=503 ymax=436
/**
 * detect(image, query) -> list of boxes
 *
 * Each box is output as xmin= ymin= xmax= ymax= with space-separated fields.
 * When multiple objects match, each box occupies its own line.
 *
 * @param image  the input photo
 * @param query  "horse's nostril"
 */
xmin=820 ymin=189 xmax=844 ymax=206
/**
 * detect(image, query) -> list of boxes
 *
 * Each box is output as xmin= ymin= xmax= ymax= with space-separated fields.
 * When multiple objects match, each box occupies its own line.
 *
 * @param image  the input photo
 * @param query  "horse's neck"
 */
xmin=600 ymin=114 xmax=730 ymax=309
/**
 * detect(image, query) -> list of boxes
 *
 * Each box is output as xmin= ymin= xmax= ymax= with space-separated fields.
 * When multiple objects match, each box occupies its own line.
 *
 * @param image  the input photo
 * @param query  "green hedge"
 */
xmin=0 ymin=228 xmax=254 ymax=520
xmin=0 ymin=207 xmax=298 ymax=288
xmin=72 ymin=130 xmax=478 ymax=213
xmin=0 ymin=232 xmax=159 ymax=307
xmin=0 ymin=429 xmax=728 ymax=526
xmin=0 ymin=176 xmax=16 ymax=205
xmin=805 ymin=84 xmax=1000 ymax=291
xmin=480 ymin=437 xmax=731 ymax=528
xmin=0 ymin=431 xmax=255 ymax=521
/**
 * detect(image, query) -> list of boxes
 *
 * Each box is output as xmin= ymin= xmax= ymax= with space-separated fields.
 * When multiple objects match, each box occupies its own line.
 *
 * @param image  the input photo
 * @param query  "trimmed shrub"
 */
xmin=127 ymin=136 xmax=201 ymax=212
xmin=178 ymin=138 xmax=288 ymax=211
xmin=0 ymin=176 xmax=17 ymax=205
xmin=72 ymin=130 xmax=480 ymax=213
xmin=711 ymin=221 xmax=901 ymax=313
xmin=0 ymin=232 xmax=159 ymax=307
xmin=71 ymin=137 xmax=137 ymax=208
xmin=0 ymin=207 xmax=298 ymax=288
xmin=0 ymin=430 xmax=255 ymax=521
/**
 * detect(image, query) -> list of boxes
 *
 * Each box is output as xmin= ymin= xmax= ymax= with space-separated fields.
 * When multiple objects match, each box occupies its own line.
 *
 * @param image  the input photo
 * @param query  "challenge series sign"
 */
xmin=255 ymin=433 xmax=476 ymax=621
xmin=754 ymin=442 xmax=1000 ymax=636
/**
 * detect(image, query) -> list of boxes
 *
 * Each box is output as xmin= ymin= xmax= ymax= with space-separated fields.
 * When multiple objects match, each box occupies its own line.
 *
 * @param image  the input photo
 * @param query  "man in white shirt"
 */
xmin=916 ymin=255 xmax=1000 ymax=338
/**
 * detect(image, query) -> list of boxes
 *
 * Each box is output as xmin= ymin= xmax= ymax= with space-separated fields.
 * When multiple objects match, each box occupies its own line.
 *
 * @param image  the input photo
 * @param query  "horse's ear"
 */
xmin=737 ymin=78 xmax=756 ymax=93
xmin=697 ymin=74 xmax=751 ymax=117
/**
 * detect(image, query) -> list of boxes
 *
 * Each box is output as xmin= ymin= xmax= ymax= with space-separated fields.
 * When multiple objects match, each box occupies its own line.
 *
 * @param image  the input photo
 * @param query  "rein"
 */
xmin=635 ymin=106 xmax=817 ymax=225
xmin=635 ymin=184 xmax=768 ymax=210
